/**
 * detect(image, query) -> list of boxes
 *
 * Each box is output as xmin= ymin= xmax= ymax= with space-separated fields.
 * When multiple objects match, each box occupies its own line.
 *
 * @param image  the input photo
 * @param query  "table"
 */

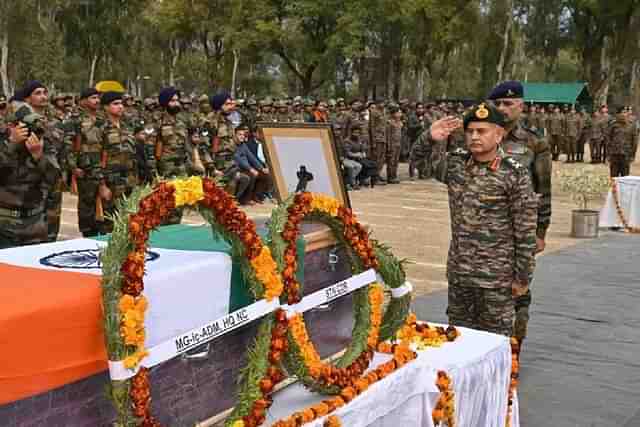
xmin=266 ymin=326 xmax=518 ymax=427
xmin=600 ymin=176 xmax=640 ymax=228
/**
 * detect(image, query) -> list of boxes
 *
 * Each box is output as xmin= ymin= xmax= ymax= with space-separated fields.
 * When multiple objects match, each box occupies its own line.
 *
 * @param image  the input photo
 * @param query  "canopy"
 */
xmin=522 ymin=82 xmax=592 ymax=105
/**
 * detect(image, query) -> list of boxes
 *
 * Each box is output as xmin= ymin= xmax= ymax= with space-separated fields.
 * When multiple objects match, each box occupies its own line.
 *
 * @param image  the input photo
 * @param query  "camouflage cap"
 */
xmin=463 ymin=102 xmax=506 ymax=129
xmin=275 ymin=100 xmax=287 ymax=109
xmin=236 ymin=98 xmax=246 ymax=105
xmin=336 ymin=97 xmax=345 ymax=104
xmin=143 ymin=97 xmax=155 ymax=107
xmin=52 ymin=93 xmax=66 ymax=101
xmin=180 ymin=96 xmax=192 ymax=105
xmin=261 ymin=97 xmax=273 ymax=107
xmin=123 ymin=93 xmax=133 ymax=100
xmin=199 ymin=94 xmax=209 ymax=103
xmin=328 ymin=98 xmax=336 ymax=106
xmin=293 ymin=95 xmax=303 ymax=103
xmin=399 ymin=98 xmax=409 ymax=105
xmin=0 ymin=94 xmax=6 ymax=104
xmin=303 ymin=98 xmax=314 ymax=106
xmin=247 ymin=98 xmax=257 ymax=106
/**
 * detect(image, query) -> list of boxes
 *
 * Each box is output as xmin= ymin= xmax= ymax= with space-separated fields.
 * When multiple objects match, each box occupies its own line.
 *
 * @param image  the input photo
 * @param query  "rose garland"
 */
xmin=433 ymin=371 xmax=456 ymax=426
xmin=101 ymin=177 xmax=285 ymax=427
xmin=610 ymin=178 xmax=640 ymax=233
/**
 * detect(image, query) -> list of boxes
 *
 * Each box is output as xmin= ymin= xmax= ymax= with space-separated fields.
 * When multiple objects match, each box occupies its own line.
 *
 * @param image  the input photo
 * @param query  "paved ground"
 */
xmin=58 ymin=154 xmax=637 ymax=298
xmin=412 ymin=232 xmax=640 ymax=427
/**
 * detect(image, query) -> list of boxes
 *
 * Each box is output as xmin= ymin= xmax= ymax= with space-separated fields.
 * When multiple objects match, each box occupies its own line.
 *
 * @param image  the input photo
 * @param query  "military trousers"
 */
xmin=549 ymin=134 xmax=563 ymax=160
xmin=46 ymin=178 xmax=64 ymax=242
xmin=77 ymin=178 xmax=101 ymax=237
xmin=372 ymin=140 xmax=387 ymax=178
xmin=609 ymin=154 xmax=629 ymax=178
xmin=589 ymin=138 xmax=602 ymax=162
xmin=513 ymin=290 xmax=532 ymax=339
xmin=446 ymin=275 xmax=514 ymax=337
xmin=565 ymin=136 xmax=577 ymax=159
xmin=0 ymin=207 xmax=48 ymax=249
xmin=385 ymin=142 xmax=402 ymax=181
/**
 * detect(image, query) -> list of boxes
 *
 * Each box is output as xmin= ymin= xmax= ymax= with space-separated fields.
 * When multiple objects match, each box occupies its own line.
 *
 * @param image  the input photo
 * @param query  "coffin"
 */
xmin=0 ymin=222 xmax=355 ymax=427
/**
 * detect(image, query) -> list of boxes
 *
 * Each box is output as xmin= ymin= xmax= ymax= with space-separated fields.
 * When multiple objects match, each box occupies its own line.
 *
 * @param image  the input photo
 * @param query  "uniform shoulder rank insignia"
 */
xmin=505 ymin=157 xmax=523 ymax=169
xmin=476 ymin=103 xmax=489 ymax=119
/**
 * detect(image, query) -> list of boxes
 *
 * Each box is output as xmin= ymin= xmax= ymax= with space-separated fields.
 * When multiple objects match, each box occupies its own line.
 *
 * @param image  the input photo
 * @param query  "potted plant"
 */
xmin=557 ymin=167 xmax=610 ymax=238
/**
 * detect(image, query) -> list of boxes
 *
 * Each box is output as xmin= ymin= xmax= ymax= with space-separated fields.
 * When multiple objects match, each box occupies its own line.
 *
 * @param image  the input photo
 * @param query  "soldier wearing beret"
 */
xmin=488 ymin=80 xmax=552 ymax=347
xmin=425 ymin=104 xmax=537 ymax=337
xmin=65 ymin=88 xmax=103 ymax=237
xmin=96 ymin=91 xmax=138 ymax=233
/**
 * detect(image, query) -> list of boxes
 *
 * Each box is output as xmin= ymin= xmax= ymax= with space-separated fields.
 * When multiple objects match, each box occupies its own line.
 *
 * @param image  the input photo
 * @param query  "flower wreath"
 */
xmin=101 ymin=177 xmax=284 ymax=427
xmin=225 ymin=193 xmax=411 ymax=426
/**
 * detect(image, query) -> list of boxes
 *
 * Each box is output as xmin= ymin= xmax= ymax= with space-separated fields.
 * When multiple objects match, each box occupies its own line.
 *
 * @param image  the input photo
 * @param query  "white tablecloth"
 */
xmin=600 ymin=176 xmax=640 ymax=227
xmin=266 ymin=326 xmax=518 ymax=427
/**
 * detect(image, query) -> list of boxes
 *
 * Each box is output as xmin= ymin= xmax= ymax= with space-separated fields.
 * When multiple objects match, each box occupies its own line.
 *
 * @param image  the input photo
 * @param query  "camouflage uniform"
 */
xmin=608 ymin=115 xmax=634 ymax=177
xmin=548 ymin=111 xmax=564 ymax=160
xmin=369 ymin=106 xmax=387 ymax=179
xmin=564 ymin=112 xmax=580 ymax=163
xmin=0 ymin=115 xmax=61 ymax=248
xmin=598 ymin=114 xmax=611 ymax=162
xmin=209 ymin=111 xmax=249 ymax=197
xmin=407 ymin=112 xmax=427 ymax=179
xmin=155 ymin=112 xmax=192 ymax=223
xmin=385 ymin=118 xmax=403 ymax=183
xmin=66 ymin=108 xmax=103 ymax=236
xmin=434 ymin=145 xmax=538 ymax=337
xmin=501 ymin=122 xmax=552 ymax=339
xmin=98 ymin=120 xmax=138 ymax=234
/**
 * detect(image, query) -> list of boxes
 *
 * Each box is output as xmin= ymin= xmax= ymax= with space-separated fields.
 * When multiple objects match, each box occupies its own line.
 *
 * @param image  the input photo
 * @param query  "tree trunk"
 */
xmin=89 ymin=54 xmax=99 ymax=87
xmin=231 ymin=49 xmax=240 ymax=98
xmin=598 ymin=36 xmax=610 ymax=105
xmin=169 ymin=42 xmax=180 ymax=87
xmin=416 ymin=66 xmax=425 ymax=102
xmin=0 ymin=24 xmax=9 ymax=96
xmin=496 ymin=0 xmax=513 ymax=84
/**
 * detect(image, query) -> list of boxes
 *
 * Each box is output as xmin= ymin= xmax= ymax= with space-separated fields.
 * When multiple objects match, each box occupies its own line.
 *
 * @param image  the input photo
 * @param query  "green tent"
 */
xmin=522 ymin=82 xmax=592 ymax=106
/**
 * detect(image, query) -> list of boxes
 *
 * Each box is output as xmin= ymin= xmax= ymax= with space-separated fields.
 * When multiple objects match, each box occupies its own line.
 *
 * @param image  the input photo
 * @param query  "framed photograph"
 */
xmin=258 ymin=123 xmax=351 ymax=207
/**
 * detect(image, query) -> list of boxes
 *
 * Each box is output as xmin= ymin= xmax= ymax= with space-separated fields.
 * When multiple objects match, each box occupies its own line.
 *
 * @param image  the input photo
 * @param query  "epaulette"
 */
xmin=503 ymin=156 xmax=524 ymax=171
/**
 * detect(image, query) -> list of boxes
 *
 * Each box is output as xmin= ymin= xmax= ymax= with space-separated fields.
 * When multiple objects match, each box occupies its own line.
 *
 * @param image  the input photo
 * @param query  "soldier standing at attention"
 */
xmin=598 ymin=105 xmax=611 ymax=163
xmin=426 ymin=104 xmax=537 ymax=337
xmin=385 ymin=105 xmax=403 ymax=184
xmin=608 ymin=106 xmax=634 ymax=177
xmin=66 ymin=88 xmax=103 ymax=237
xmin=407 ymin=102 xmax=428 ymax=179
xmin=548 ymin=104 xmax=563 ymax=161
xmin=154 ymin=87 xmax=193 ymax=224
xmin=0 ymin=111 xmax=61 ymax=248
xmin=369 ymin=98 xmax=388 ymax=183
xmin=565 ymin=105 xmax=580 ymax=163
xmin=97 ymin=92 xmax=138 ymax=234
xmin=488 ymin=81 xmax=552 ymax=350
xmin=575 ymin=107 xmax=588 ymax=162
xmin=17 ymin=81 xmax=66 ymax=242
xmin=589 ymin=110 xmax=602 ymax=163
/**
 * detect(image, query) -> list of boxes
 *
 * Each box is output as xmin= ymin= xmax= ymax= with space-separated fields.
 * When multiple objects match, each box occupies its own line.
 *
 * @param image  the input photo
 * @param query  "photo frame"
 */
xmin=258 ymin=123 xmax=351 ymax=208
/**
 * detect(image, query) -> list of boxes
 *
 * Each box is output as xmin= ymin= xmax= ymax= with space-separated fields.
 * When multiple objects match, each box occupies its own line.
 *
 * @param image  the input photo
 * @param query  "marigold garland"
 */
xmin=506 ymin=338 xmax=520 ymax=427
xmin=388 ymin=312 xmax=461 ymax=351
xmin=610 ymin=178 xmax=640 ymax=233
xmin=103 ymin=177 xmax=286 ymax=427
xmin=433 ymin=371 xmax=456 ymax=426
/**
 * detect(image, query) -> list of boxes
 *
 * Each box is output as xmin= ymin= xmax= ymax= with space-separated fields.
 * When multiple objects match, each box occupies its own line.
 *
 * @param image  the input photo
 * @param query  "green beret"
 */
xmin=463 ymin=103 xmax=506 ymax=129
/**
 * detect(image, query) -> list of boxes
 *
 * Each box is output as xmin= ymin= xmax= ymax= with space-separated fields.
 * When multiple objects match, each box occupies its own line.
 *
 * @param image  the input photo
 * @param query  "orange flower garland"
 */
xmin=106 ymin=178 xmax=288 ymax=427
xmin=323 ymin=415 xmax=342 ymax=427
xmin=272 ymin=347 xmax=417 ymax=427
xmin=433 ymin=371 xmax=456 ymax=426
xmin=281 ymin=193 xmax=378 ymax=304
xmin=506 ymin=338 xmax=520 ymax=427
xmin=287 ymin=283 xmax=384 ymax=390
xmin=610 ymin=178 xmax=640 ymax=233
xmin=378 ymin=313 xmax=460 ymax=353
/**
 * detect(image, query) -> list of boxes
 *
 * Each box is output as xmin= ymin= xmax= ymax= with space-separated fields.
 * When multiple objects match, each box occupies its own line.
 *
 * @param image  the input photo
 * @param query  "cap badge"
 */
xmin=476 ymin=103 xmax=489 ymax=119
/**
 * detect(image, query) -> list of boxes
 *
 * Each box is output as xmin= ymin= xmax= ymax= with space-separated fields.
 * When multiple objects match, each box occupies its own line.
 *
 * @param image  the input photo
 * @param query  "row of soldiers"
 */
xmin=0 ymin=82 xmax=267 ymax=249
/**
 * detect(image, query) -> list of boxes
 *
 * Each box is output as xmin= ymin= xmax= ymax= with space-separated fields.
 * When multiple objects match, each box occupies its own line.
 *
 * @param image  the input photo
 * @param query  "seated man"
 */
xmin=344 ymin=126 xmax=377 ymax=187
xmin=233 ymin=124 xmax=272 ymax=205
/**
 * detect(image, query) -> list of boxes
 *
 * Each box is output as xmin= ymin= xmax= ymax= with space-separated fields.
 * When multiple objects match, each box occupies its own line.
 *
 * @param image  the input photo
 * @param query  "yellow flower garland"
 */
xmin=119 ymin=295 xmax=149 ymax=368
xmin=250 ymin=246 xmax=284 ymax=301
xmin=309 ymin=193 xmax=340 ymax=217
xmin=172 ymin=176 xmax=205 ymax=207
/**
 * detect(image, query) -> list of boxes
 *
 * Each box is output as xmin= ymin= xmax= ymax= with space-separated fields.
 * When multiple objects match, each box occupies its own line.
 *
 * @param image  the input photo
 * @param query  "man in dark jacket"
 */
xmin=233 ymin=124 xmax=272 ymax=204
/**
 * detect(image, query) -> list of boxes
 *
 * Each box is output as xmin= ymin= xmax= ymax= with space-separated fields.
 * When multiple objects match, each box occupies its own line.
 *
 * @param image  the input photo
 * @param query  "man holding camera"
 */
xmin=0 ymin=109 xmax=61 ymax=248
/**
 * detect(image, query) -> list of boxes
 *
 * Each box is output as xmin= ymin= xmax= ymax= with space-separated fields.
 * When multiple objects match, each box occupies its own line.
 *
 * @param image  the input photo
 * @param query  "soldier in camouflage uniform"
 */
xmin=0 ymin=111 xmax=61 ymax=248
xmin=257 ymin=98 xmax=276 ymax=123
xmin=385 ymin=105 xmax=403 ymax=183
xmin=96 ymin=92 xmax=138 ymax=234
xmin=154 ymin=87 xmax=194 ymax=224
xmin=66 ymin=88 xmax=103 ymax=237
xmin=488 ymin=81 xmax=552 ymax=345
xmin=608 ymin=106 xmax=634 ymax=177
xmin=331 ymin=100 xmax=350 ymax=149
xmin=589 ymin=110 xmax=603 ymax=163
xmin=369 ymin=99 xmax=388 ymax=182
xmin=598 ymin=105 xmax=611 ymax=163
xmin=576 ymin=108 xmax=590 ymax=163
xmin=407 ymin=102 xmax=428 ymax=179
xmin=0 ymin=95 xmax=8 ymax=136
xmin=275 ymin=100 xmax=291 ymax=123
xmin=17 ymin=81 xmax=66 ymax=242
xmin=426 ymin=103 xmax=537 ymax=337
xmin=123 ymin=94 xmax=139 ymax=125
xmin=565 ymin=106 xmax=581 ymax=163
xmin=547 ymin=105 xmax=564 ymax=161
